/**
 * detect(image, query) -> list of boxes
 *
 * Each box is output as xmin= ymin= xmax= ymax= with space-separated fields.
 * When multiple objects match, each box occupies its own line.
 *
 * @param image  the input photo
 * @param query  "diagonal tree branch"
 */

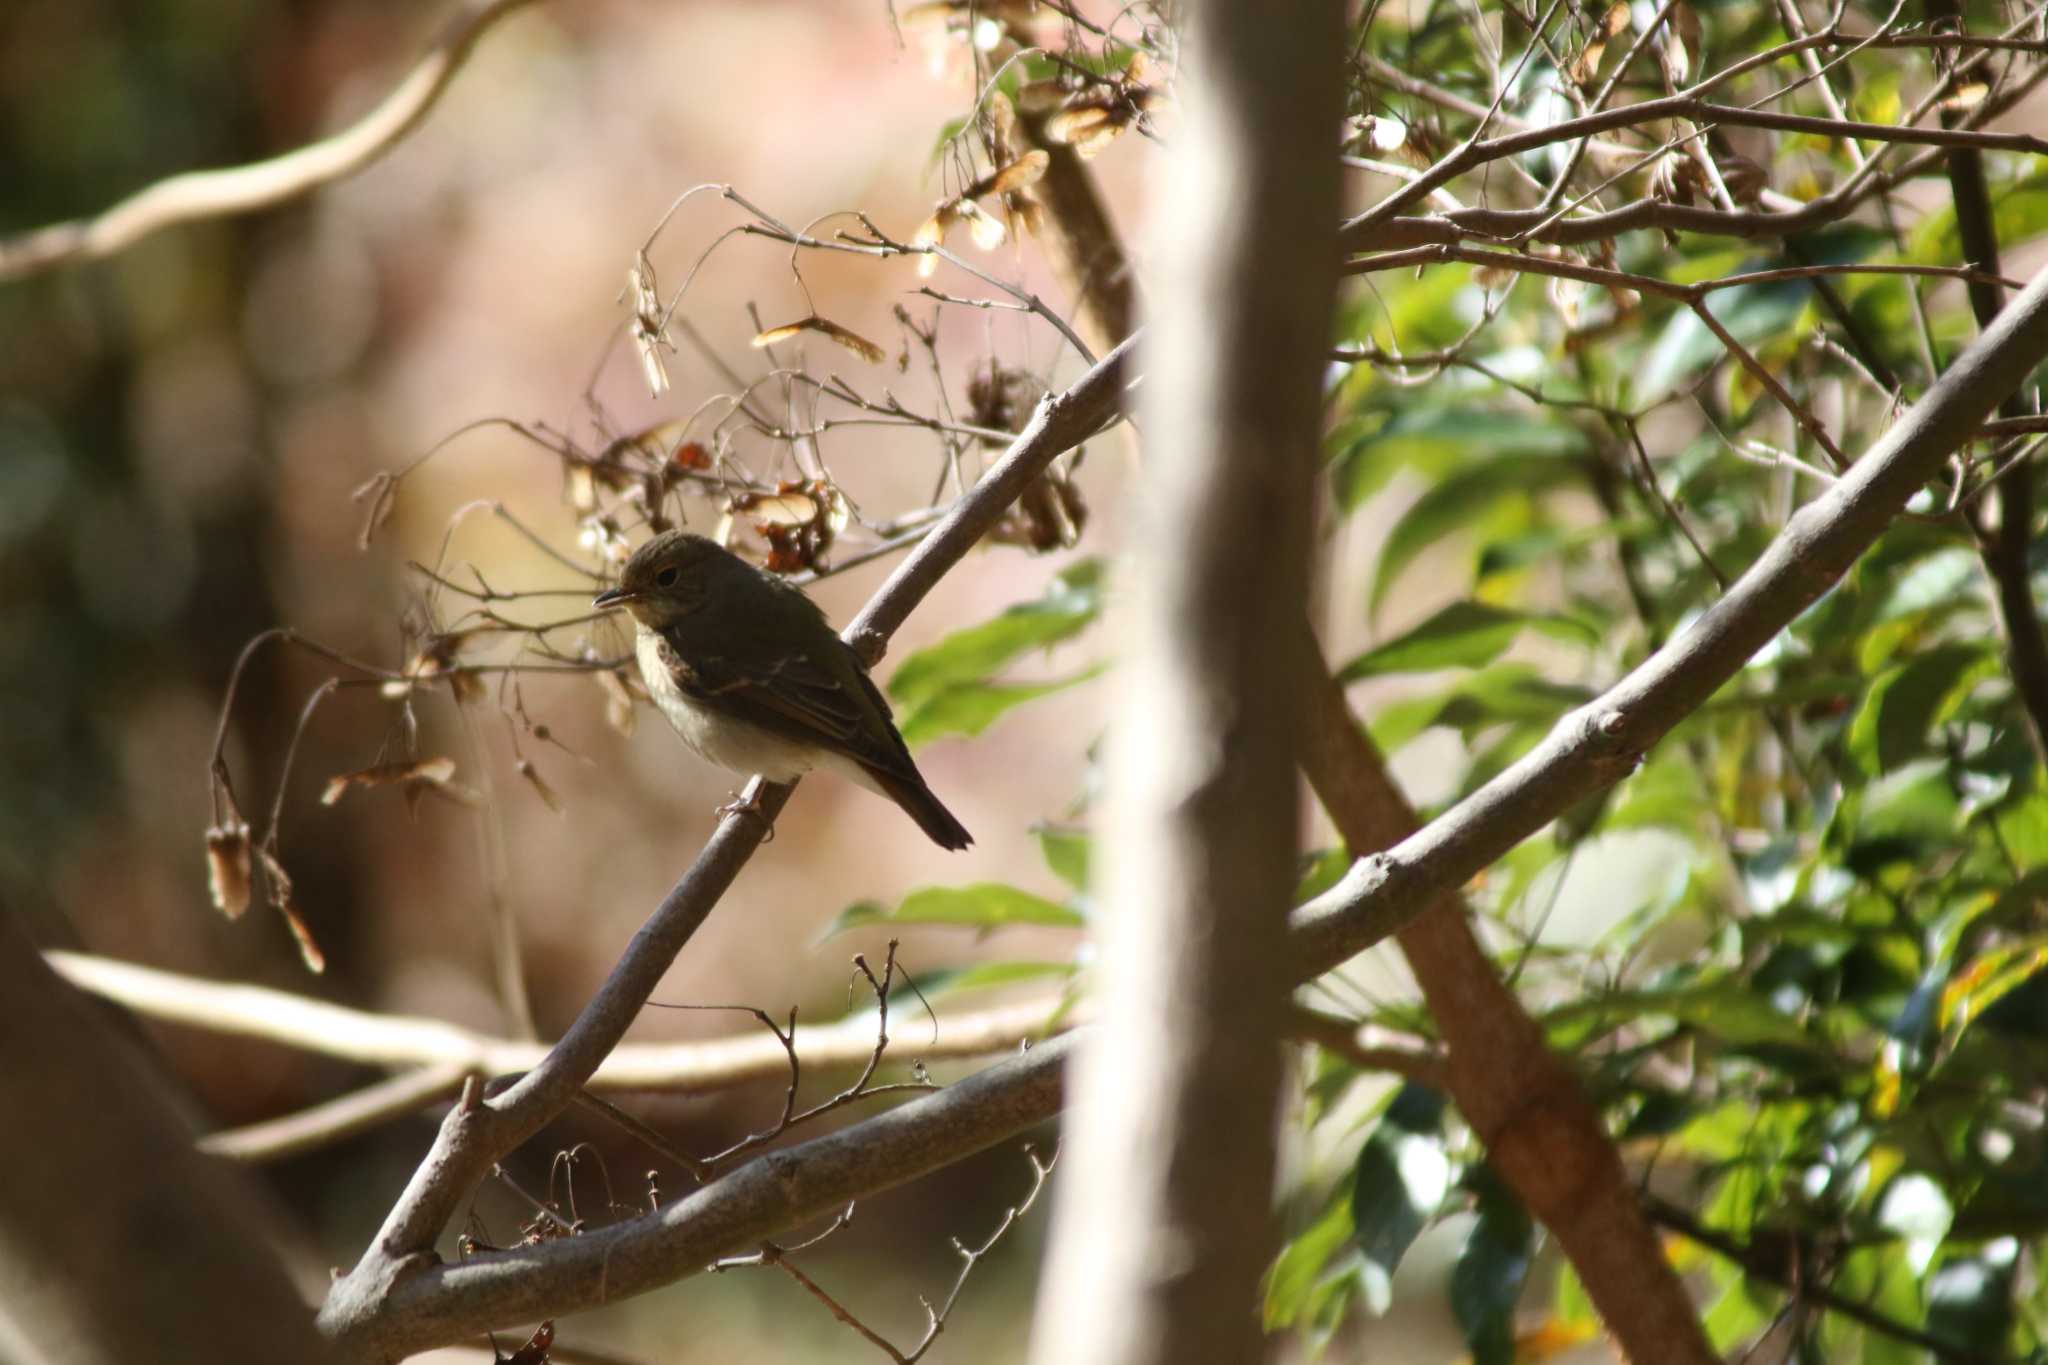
xmin=1294 ymin=634 xmax=1716 ymax=1364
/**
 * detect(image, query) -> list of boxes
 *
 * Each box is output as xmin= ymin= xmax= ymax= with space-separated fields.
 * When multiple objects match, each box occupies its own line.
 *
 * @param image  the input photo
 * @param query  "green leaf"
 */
xmin=1265 ymin=1195 xmax=1355 ymax=1331
xmin=897 ymin=667 xmax=1103 ymax=748
xmin=1909 ymin=170 xmax=2048 ymax=267
xmin=1546 ymin=983 xmax=1823 ymax=1052
xmin=888 ymin=560 xmax=1104 ymax=709
xmin=824 ymin=883 xmax=1083 ymax=937
xmin=1349 ymin=1127 xmax=1448 ymax=1282
xmin=1327 ymin=414 xmax=1404 ymax=512
xmin=1853 ymin=760 xmax=1961 ymax=848
xmin=925 ymin=114 xmax=971 ymax=173
xmin=1942 ymin=934 xmax=2048 ymax=1040
xmin=1367 ymin=663 xmax=1592 ymax=753
xmin=1295 ymin=845 xmax=1354 ymax=905
xmin=1638 ymin=280 xmax=1810 ymax=402
xmin=1844 ymin=644 xmax=1997 ymax=775
xmin=1550 ymin=1260 xmax=1596 ymax=1330
xmin=1450 ymin=1167 xmax=1535 ymax=1365
xmin=1925 ymin=1249 xmax=2016 ymax=1354
xmin=1033 ymin=825 xmax=1091 ymax=893
xmin=1603 ymin=754 xmax=1711 ymax=835
xmin=1829 ymin=1246 xmax=1925 ymax=1365
xmin=1329 ymin=408 xmax=1585 ymax=513
xmin=905 ymin=959 xmax=1076 ymax=1000
xmin=1702 ymin=1262 xmax=1779 ymax=1354
xmin=1371 ymin=457 xmax=1583 ymax=618
xmin=886 ymin=561 xmax=1106 ymax=748
xmin=1990 ymin=790 xmax=2048 ymax=869
xmin=1340 ymin=601 xmax=1597 ymax=680
xmin=1854 ymin=548 xmax=1979 ymax=673
xmin=1345 ymin=1083 xmax=1449 ymax=1290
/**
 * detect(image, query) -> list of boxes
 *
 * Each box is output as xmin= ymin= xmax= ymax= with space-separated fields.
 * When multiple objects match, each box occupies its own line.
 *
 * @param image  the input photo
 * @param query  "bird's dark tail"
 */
xmin=867 ymin=766 xmax=974 ymax=850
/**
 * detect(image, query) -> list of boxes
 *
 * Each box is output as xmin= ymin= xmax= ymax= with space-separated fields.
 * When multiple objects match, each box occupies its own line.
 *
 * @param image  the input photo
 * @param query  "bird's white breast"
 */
xmin=635 ymin=626 xmax=816 ymax=783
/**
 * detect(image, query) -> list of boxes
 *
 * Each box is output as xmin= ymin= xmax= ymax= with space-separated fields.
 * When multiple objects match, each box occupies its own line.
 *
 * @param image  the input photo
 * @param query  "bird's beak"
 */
xmin=592 ymin=585 xmax=636 ymax=610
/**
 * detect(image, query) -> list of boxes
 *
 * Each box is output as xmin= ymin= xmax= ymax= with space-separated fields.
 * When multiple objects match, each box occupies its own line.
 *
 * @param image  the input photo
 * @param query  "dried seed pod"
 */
xmin=205 ymin=820 xmax=254 ymax=920
xmin=626 ymin=260 xmax=673 ymax=397
xmin=319 ymin=756 xmax=471 ymax=810
xmin=516 ymin=759 xmax=563 ymax=813
xmin=750 ymin=316 xmax=886 ymax=364
xmin=719 ymin=480 xmax=852 ymax=573
xmin=257 ymin=847 xmax=325 ymax=974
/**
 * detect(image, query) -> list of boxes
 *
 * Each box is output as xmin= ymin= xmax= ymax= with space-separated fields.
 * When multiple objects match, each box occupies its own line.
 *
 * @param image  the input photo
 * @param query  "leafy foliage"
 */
xmin=888 ymin=559 xmax=1105 ymax=747
xmin=1256 ymin=0 xmax=2048 ymax=1356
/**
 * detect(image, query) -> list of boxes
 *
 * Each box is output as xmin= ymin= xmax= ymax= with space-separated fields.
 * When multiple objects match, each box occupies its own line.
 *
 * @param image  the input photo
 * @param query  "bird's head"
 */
xmin=592 ymin=531 xmax=735 ymax=629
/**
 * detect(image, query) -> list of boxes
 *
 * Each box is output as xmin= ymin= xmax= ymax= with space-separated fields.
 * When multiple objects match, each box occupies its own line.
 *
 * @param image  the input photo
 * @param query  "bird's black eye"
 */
xmin=655 ymin=566 xmax=680 ymax=588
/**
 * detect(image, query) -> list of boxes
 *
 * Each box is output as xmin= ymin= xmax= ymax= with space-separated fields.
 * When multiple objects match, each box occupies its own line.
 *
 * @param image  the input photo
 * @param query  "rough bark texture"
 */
xmin=1026 ymin=4 xmax=1345 ymax=1363
xmin=0 ymin=914 xmax=334 ymax=1364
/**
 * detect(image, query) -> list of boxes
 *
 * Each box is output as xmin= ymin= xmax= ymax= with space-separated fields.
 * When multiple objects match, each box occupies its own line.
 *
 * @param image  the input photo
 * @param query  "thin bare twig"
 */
xmin=718 ymin=1147 xmax=1058 ymax=1364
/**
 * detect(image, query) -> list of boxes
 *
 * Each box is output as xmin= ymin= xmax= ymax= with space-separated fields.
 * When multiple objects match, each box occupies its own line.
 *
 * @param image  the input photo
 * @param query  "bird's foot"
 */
xmin=716 ymin=790 xmax=774 ymax=842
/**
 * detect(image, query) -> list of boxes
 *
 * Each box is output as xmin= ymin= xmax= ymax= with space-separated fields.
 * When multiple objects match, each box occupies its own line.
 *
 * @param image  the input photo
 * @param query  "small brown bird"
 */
xmin=593 ymin=531 xmax=973 ymax=850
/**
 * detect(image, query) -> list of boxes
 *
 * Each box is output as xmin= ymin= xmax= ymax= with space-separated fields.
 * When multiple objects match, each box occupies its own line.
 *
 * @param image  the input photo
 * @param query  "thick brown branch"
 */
xmin=1295 ymin=635 xmax=1717 ymax=1364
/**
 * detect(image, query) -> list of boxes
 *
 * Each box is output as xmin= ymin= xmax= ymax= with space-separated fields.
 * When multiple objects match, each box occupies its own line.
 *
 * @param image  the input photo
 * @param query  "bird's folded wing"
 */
xmin=665 ymin=638 xmax=916 ymax=778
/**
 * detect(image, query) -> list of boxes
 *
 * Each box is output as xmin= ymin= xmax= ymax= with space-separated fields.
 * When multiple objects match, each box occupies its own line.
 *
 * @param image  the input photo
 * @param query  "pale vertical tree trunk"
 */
xmin=1028 ymin=3 xmax=1345 ymax=1362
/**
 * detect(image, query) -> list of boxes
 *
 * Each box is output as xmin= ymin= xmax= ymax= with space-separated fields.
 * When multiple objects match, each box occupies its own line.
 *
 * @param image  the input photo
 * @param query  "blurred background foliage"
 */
xmin=9 ymin=0 xmax=2048 ymax=1361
